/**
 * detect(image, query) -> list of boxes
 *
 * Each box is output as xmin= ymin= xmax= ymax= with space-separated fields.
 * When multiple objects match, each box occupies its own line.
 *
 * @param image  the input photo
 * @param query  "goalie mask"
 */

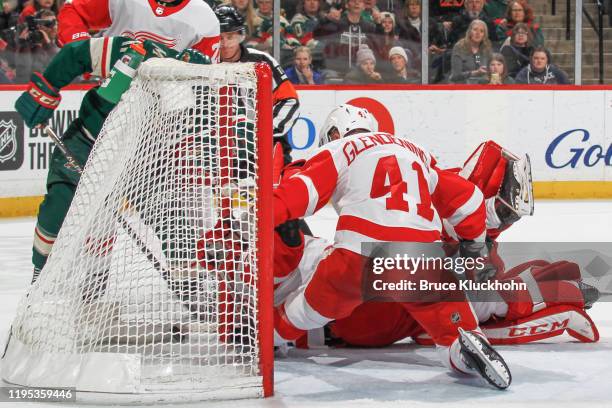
xmin=318 ymin=104 xmax=377 ymax=146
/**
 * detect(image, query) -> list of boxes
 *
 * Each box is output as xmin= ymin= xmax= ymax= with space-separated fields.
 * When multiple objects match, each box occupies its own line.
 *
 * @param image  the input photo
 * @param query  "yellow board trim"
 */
xmin=534 ymin=181 xmax=612 ymax=199
xmin=1 ymin=182 xmax=612 ymax=217
xmin=0 ymin=196 xmax=43 ymax=218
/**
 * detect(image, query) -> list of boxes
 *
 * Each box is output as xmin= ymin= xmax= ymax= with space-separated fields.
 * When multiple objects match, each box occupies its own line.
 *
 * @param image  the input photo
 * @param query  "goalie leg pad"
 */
xmin=499 ymin=260 xmax=587 ymax=320
xmin=482 ymin=304 xmax=599 ymax=344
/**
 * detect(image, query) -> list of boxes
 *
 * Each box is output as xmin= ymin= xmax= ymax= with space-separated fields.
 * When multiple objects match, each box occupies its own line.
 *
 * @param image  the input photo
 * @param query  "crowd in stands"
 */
xmin=0 ymin=0 xmax=569 ymax=85
xmin=0 ymin=0 xmax=61 ymax=83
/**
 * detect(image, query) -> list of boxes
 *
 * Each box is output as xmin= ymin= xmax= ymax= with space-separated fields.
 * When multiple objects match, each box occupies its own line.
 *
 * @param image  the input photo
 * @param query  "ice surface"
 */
xmin=1 ymin=201 xmax=611 ymax=407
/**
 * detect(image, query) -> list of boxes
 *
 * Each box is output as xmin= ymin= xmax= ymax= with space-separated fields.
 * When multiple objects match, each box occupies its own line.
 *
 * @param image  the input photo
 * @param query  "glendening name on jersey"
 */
xmin=341 ymin=133 xmax=429 ymax=165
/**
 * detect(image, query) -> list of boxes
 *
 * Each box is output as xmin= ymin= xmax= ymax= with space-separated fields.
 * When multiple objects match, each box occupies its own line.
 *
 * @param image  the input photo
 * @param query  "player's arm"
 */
xmin=57 ymin=0 xmax=112 ymax=46
xmin=431 ymin=167 xmax=486 ymax=242
xmin=15 ymin=37 xmax=193 ymax=128
xmin=274 ymin=150 xmax=338 ymax=226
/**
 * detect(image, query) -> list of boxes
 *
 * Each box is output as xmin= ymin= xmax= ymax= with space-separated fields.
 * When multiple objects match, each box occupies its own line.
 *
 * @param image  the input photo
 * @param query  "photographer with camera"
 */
xmin=13 ymin=9 xmax=58 ymax=82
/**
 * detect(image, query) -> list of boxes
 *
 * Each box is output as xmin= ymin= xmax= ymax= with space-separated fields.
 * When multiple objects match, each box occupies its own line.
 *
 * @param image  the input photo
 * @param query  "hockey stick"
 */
xmin=43 ymin=125 xmax=206 ymax=328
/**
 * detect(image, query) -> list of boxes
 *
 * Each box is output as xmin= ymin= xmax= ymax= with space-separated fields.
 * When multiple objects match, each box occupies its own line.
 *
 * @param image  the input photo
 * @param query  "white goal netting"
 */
xmin=2 ymin=59 xmax=272 ymax=401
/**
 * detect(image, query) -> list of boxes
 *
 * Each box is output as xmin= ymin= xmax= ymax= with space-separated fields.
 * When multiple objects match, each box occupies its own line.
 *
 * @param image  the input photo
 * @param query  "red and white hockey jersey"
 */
xmin=274 ymin=132 xmax=486 ymax=253
xmin=58 ymin=0 xmax=220 ymax=61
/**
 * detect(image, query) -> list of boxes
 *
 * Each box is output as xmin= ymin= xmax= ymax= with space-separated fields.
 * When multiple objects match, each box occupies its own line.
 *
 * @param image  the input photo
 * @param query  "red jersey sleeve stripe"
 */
xmin=295 ymin=150 xmax=338 ymax=213
xmin=294 ymin=174 xmax=319 ymax=216
xmin=337 ymin=215 xmax=441 ymax=242
xmin=452 ymin=201 xmax=486 ymax=241
xmin=446 ymin=187 xmax=484 ymax=227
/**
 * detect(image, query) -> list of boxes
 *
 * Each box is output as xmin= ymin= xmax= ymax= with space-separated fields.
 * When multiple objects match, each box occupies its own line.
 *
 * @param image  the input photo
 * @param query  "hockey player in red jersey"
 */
xmin=57 ymin=0 xmax=220 ymax=61
xmin=275 ymin=140 xmax=599 ymax=350
xmin=272 ymin=104 xmax=512 ymax=389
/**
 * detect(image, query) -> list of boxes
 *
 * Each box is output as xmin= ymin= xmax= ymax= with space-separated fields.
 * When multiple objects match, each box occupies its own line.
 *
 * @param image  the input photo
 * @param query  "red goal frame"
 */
xmin=255 ymin=62 xmax=274 ymax=398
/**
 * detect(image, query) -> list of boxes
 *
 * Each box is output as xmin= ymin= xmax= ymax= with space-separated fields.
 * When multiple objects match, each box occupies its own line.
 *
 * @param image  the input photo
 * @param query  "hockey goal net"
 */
xmin=1 ymin=59 xmax=273 ymax=401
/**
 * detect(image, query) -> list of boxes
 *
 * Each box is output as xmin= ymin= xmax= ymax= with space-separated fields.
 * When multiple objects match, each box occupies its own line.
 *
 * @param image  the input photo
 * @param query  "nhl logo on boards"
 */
xmin=0 ymin=113 xmax=24 ymax=171
xmin=0 ymin=120 xmax=17 ymax=163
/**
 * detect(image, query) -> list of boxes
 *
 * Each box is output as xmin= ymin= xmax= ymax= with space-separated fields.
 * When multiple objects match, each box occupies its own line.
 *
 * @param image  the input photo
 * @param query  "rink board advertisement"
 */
xmin=1 ymin=87 xmax=612 ymax=211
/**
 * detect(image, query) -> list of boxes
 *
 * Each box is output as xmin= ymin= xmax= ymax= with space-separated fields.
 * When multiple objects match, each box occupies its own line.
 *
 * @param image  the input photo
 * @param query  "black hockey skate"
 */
xmin=458 ymin=327 xmax=512 ymax=390
xmin=578 ymin=281 xmax=600 ymax=309
xmin=496 ymin=154 xmax=534 ymax=225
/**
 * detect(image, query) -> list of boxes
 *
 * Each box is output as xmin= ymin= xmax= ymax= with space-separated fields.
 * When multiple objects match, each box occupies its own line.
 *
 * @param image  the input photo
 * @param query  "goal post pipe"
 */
xmin=254 ymin=62 xmax=275 ymax=398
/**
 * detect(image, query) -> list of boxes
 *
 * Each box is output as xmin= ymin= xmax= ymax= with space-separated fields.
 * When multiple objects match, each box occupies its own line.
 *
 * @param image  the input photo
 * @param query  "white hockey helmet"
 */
xmin=318 ymin=104 xmax=377 ymax=146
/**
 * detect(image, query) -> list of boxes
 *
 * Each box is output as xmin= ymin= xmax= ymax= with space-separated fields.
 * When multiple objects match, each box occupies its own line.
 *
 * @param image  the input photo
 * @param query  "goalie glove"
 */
xmin=15 ymin=72 xmax=61 ymax=128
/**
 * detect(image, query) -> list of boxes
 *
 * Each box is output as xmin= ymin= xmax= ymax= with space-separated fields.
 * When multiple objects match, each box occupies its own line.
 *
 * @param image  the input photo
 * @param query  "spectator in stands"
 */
xmin=321 ymin=0 xmax=344 ymax=22
xmin=285 ymin=46 xmax=325 ymax=84
xmin=362 ymin=0 xmax=381 ymax=24
xmin=249 ymin=0 xmax=294 ymax=52
xmin=18 ymin=0 xmax=56 ymax=24
xmin=515 ymin=46 xmax=569 ymax=84
xmin=14 ymin=9 xmax=58 ymax=83
xmin=314 ymin=0 xmax=376 ymax=75
xmin=344 ymin=43 xmax=383 ymax=83
xmin=1 ymin=0 xmax=19 ymax=30
xmin=500 ymin=22 xmax=534 ymax=78
xmin=449 ymin=0 xmax=496 ymax=44
xmin=316 ymin=0 xmax=376 ymax=37
xmin=477 ymin=52 xmax=514 ymax=84
xmin=484 ymin=0 xmax=508 ymax=20
xmin=495 ymin=0 xmax=543 ymax=46
xmin=449 ymin=18 xmax=492 ymax=83
xmin=291 ymin=0 xmax=325 ymax=48
xmin=372 ymin=11 xmax=397 ymax=60
xmin=385 ymin=45 xmax=419 ymax=83
xmin=226 ymin=0 xmax=261 ymax=42
xmin=397 ymin=0 xmax=421 ymax=43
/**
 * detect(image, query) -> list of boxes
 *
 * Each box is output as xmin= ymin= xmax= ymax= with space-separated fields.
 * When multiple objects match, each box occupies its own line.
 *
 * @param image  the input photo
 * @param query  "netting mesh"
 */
xmin=3 ymin=59 xmax=266 ymax=399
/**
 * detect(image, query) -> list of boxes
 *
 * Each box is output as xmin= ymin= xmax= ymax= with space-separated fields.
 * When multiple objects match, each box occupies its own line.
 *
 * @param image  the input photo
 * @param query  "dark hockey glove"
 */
xmin=142 ymin=39 xmax=178 ymax=60
xmin=459 ymin=239 xmax=499 ymax=283
xmin=177 ymin=48 xmax=211 ymax=65
xmin=15 ymin=72 xmax=61 ymax=128
xmin=275 ymin=219 xmax=303 ymax=247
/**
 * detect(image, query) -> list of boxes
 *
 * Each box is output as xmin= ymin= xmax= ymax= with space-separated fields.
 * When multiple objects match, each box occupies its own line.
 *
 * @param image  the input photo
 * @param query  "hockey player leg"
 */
xmin=274 ymin=248 xmax=367 ymax=344
xmin=406 ymin=300 xmax=512 ymax=389
xmin=32 ymin=182 xmax=77 ymax=282
xmin=456 ymin=327 xmax=512 ymax=389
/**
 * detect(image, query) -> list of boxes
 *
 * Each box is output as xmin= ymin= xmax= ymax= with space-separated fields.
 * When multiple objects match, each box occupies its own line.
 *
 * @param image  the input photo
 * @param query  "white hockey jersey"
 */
xmin=274 ymin=132 xmax=486 ymax=253
xmin=58 ymin=0 xmax=220 ymax=61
